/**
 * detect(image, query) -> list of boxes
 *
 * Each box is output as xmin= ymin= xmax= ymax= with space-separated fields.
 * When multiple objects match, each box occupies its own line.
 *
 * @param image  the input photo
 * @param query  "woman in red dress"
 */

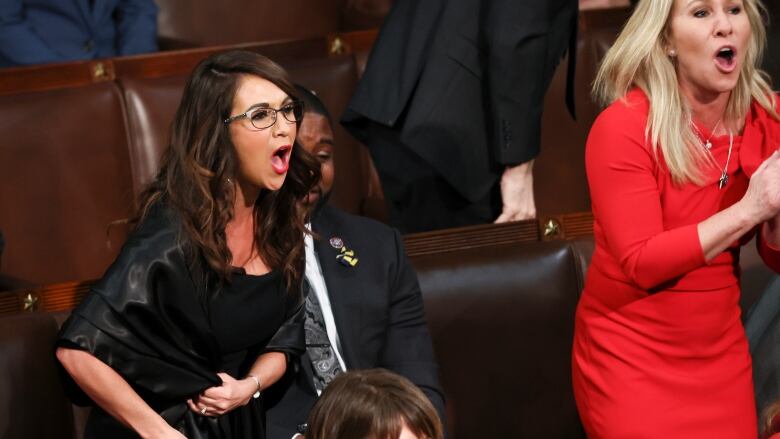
xmin=572 ymin=0 xmax=780 ymax=437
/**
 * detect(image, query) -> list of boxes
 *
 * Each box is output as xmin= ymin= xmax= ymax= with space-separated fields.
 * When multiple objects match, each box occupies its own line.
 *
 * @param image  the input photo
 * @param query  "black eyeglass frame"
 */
xmin=223 ymin=101 xmax=304 ymax=130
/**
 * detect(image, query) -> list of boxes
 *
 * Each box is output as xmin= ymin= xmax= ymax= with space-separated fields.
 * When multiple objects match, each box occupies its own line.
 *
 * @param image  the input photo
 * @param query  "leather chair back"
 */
xmin=156 ymin=0 xmax=345 ymax=48
xmin=535 ymin=13 xmax=624 ymax=216
xmin=0 ymin=82 xmax=134 ymax=285
xmin=0 ymin=312 xmax=76 ymax=439
xmin=121 ymin=75 xmax=187 ymax=193
xmin=413 ymin=240 xmax=586 ymax=438
xmin=341 ymin=0 xmax=394 ymax=30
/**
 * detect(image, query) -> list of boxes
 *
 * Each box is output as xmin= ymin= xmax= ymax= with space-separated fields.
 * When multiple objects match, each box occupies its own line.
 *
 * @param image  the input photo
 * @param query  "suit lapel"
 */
xmin=312 ymin=206 xmax=362 ymax=370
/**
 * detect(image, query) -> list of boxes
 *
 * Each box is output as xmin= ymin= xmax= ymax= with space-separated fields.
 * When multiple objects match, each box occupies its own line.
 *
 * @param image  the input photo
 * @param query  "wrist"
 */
xmin=137 ymin=417 xmax=174 ymax=439
xmin=245 ymin=374 xmax=261 ymax=399
xmin=734 ymin=199 xmax=761 ymax=230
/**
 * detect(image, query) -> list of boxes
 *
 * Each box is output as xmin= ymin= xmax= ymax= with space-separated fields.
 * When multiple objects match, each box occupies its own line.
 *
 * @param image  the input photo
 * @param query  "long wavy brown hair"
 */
xmin=137 ymin=50 xmax=320 ymax=290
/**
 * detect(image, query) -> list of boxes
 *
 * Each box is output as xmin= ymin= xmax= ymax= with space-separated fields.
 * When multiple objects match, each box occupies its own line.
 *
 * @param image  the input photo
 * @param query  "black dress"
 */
xmin=56 ymin=204 xmax=304 ymax=438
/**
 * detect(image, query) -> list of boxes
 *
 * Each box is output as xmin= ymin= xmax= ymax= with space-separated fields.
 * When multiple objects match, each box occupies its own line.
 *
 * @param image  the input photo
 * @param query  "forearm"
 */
xmin=698 ymin=199 xmax=756 ymax=261
xmin=55 ymin=347 xmax=172 ymax=438
xmin=245 ymin=351 xmax=287 ymax=393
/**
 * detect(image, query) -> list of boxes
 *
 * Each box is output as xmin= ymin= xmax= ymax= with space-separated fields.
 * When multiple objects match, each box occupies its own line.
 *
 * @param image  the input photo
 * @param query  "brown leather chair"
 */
xmin=155 ymin=0 xmax=345 ymax=49
xmin=121 ymin=75 xmax=187 ymax=193
xmin=535 ymin=10 xmax=627 ymax=216
xmin=0 ymin=82 xmax=134 ymax=286
xmin=0 ymin=312 xmax=76 ymax=439
xmin=413 ymin=240 xmax=587 ymax=438
xmin=340 ymin=0 xmax=394 ymax=31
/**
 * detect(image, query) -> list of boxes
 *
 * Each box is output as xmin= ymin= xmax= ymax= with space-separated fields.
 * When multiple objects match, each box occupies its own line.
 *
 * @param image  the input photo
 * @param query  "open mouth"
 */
xmin=271 ymin=144 xmax=292 ymax=175
xmin=714 ymin=46 xmax=737 ymax=72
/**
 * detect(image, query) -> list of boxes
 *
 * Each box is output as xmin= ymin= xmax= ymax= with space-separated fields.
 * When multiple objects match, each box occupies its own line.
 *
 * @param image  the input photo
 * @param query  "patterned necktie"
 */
xmin=304 ymin=286 xmax=343 ymax=392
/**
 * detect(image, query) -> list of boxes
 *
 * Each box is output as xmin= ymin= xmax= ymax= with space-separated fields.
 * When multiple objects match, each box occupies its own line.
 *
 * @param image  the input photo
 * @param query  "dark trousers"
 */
xmin=368 ymin=136 xmax=501 ymax=234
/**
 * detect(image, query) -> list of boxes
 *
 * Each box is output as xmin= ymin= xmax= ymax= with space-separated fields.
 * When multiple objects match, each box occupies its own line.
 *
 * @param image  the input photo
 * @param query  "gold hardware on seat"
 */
xmin=23 ymin=292 xmax=39 ymax=312
xmin=330 ymin=36 xmax=346 ymax=55
xmin=91 ymin=61 xmax=114 ymax=81
xmin=543 ymin=219 xmax=562 ymax=238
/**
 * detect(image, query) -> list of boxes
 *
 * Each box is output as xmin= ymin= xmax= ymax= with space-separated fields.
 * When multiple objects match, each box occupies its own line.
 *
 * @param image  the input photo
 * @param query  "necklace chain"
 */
xmin=691 ymin=118 xmax=722 ymax=150
xmin=691 ymin=119 xmax=732 ymax=190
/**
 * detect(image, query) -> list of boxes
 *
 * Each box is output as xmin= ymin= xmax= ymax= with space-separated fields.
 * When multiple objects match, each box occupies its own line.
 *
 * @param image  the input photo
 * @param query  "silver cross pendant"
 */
xmin=718 ymin=172 xmax=729 ymax=189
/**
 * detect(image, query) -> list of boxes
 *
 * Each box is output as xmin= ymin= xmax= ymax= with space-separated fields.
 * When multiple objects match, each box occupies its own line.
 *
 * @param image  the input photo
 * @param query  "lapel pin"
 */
xmin=336 ymin=246 xmax=359 ymax=267
xmin=329 ymin=236 xmax=344 ymax=249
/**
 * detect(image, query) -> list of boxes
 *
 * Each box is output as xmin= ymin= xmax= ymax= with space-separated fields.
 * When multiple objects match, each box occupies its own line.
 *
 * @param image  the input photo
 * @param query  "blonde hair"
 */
xmin=593 ymin=0 xmax=777 ymax=185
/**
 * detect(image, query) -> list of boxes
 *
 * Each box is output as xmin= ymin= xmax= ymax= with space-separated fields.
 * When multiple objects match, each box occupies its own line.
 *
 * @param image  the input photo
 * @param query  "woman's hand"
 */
xmin=741 ymin=150 xmax=780 ymax=224
xmin=187 ymin=373 xmax=257 ymax=417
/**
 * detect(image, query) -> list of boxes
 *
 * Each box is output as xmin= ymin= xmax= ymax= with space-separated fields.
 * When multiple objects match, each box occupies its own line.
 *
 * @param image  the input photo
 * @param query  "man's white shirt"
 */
xmin=304 ymin=226 xmax=348 ymax=387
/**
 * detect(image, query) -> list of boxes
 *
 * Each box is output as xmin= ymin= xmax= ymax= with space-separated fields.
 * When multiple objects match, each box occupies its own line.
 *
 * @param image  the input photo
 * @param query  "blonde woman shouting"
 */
xmin=572 ymin=0 xmax=780 ymax=437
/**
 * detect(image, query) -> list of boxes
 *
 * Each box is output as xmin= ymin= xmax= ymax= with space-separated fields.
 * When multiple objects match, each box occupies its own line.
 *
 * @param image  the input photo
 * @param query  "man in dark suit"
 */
xmin=264 ymin=87 xmax=445 ymax=439
xmin=0 ymin=0 xmax=158 ymax=67
xmin=342 ymin=0 xmax=578 ymax=233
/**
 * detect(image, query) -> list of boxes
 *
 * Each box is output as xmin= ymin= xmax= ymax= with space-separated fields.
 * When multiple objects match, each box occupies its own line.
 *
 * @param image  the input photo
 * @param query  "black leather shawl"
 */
xmin=56 ymin=204 xmax=304 ymax=438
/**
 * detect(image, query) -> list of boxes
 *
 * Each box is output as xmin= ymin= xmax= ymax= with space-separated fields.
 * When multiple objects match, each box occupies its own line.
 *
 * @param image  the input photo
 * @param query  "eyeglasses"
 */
xmin=224 ymin=101 xmax=304 ymax=130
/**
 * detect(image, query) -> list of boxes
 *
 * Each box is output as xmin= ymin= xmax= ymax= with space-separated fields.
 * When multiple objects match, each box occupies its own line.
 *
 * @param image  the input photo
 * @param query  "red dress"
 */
xmin=572 ymin=89 xmax=780 ymax=438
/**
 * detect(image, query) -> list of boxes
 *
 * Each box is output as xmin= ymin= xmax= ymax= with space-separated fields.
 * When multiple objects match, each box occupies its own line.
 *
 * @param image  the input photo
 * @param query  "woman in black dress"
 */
xmin=55 ymin=50 xmax=319 ymax=439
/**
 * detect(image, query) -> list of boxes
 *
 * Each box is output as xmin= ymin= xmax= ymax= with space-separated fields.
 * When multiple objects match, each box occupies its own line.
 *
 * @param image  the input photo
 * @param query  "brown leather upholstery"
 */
xmin=340 ymin=0 xmax=394 ymax=31
xmin=0 ymin=312 xmax=75 ymax=439
xmin=0 ymin=82 xmax=134 ymax=285
xmin=155 ymin=0 xmax=345 ymax=48
xmin=413 ymin=240 xmax=586 ymax=438
xmin=535 ymin=13 xmax=626 ymax=216
xmin=121 ymin=75 xmax=187 ymax=192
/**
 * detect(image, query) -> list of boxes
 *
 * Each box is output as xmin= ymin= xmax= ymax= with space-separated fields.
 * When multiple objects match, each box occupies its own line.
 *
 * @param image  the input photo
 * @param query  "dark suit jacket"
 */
xmin=0 ymin=0 xmax=158 ymax=67
xmin=264 ymin=204 xmax=445 ymax=439
xmin=342 ymin=0 xmax=577 ymax=203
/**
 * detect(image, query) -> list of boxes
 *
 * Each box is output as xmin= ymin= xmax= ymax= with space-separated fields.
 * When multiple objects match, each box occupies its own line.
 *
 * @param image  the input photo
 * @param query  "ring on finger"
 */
xmin=201 ymin=407 xmax=207 ymax=415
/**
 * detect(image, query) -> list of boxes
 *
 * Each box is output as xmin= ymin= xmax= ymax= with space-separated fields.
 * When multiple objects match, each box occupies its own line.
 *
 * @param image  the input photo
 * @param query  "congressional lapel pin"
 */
xmin=335 ymin=245 xmax=359 ymax=267
xmin=329 ymin=236 xmax=344 ymax=249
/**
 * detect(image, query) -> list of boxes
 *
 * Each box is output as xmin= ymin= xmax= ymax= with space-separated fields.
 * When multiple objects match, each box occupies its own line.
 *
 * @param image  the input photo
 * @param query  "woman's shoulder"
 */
xmin=592 ymin=88 xmax=649 ymax=131
xmin=588 ymin=88 xmax=651 ymax=154
xmin=124 ymin=201 xmax=185 ymax=258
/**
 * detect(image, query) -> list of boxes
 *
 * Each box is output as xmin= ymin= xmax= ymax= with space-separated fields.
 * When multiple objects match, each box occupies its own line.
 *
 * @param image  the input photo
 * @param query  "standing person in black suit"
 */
xmin=264 ymin=86 xmax=445 ymax=439
xmin=342 ymin=0 xmax=578 ymax=233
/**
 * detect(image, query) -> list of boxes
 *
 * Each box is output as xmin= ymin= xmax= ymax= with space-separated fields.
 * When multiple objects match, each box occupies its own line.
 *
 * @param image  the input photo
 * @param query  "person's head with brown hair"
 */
xmin=305 ymin=369 xmax=443 ymax=439
xmin=138 ymin=49 xmax=320 ymax=289
xmin=761 ymin=400 xmax=780 ymax=438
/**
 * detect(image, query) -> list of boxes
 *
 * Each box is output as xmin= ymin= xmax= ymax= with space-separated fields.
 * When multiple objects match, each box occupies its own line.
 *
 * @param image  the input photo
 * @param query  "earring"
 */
xmin=668 ymin=49 xmax=677 ymax=57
